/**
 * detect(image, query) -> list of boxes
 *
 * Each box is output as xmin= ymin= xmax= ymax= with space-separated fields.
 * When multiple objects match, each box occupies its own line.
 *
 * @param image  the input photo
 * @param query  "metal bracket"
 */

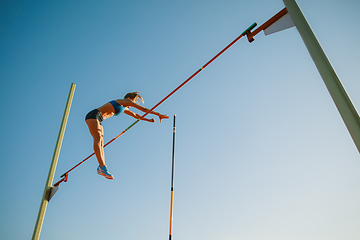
xmin=47 ymin=173 xmax=69 ymax=202
xmin=241 ymin=22 xmax=257 ymax=43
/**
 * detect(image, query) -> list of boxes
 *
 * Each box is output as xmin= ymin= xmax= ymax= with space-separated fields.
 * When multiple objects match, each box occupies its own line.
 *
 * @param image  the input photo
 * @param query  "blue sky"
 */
xmin=1 ymin=0 xmax=360 ymax=239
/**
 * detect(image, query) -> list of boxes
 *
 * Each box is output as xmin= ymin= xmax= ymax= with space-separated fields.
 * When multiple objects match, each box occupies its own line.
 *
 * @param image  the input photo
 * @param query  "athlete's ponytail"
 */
xmin=124 ymin=92 xmax=144 ymax=104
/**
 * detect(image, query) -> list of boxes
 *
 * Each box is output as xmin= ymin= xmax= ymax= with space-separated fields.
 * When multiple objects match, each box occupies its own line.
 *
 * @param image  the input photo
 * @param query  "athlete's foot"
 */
xmin=97 ymin=165 xmax=114 ymax=180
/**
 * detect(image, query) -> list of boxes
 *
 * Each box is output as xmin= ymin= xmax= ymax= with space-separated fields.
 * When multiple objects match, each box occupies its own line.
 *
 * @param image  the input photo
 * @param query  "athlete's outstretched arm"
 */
xmin=127 ymin=101 xmax=169 ymax=122
xmin=124 ymin=109 xmax=155 ymax=122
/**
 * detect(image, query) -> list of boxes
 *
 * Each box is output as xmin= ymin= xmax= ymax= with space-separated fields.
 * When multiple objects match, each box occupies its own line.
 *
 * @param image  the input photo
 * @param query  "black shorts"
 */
xmin=85 ymin=109 xmax=103 ymax=125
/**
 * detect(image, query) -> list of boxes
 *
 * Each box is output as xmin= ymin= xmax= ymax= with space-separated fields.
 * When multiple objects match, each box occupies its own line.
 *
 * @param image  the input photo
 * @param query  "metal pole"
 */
xmin=283 ymin=0 xmax=360 ymax=153
xmin=169 ymin=114 xmax=176 ymax=240
xmin=32 ymin=83 xmax=76 ymax=240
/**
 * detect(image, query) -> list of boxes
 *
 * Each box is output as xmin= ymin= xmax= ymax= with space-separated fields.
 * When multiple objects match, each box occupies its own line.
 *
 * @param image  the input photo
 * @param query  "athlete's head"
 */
xmin=124 ymin=92 xmax=144 ymax=104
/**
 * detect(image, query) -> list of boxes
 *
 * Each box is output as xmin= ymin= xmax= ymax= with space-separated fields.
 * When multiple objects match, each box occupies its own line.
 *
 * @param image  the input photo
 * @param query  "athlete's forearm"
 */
xmin=134 ymin=112 xmax=154 ymax=122
xmin=141 ymin=106 xmax=162 ymax=117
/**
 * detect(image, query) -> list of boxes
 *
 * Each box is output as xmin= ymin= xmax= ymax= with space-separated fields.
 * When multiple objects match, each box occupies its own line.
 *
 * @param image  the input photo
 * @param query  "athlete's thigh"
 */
xmin=86 ymin=119 xmax=102 ymax=140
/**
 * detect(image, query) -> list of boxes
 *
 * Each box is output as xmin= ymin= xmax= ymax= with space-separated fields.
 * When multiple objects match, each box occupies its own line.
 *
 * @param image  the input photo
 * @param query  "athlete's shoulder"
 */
xmin=114 ymin=98 xmax=132 ymax=105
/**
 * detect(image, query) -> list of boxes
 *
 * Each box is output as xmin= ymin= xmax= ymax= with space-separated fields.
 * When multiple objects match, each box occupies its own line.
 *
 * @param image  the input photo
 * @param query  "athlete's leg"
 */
xmin=86 ymin=119 xmax=106 ymax=167
xmin=99 ymin=124 xmax=105 ymax=163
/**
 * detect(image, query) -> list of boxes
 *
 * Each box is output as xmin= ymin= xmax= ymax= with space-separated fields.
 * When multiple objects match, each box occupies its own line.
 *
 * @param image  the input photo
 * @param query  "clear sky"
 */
xmin=1 ymin=0 xmax=360 ymax=239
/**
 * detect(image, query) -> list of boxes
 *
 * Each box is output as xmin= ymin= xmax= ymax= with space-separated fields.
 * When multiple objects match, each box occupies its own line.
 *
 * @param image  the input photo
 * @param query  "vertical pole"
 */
xmin=169 ymin=114 xmax=176 ymax=240
xmin=283 ymin=0 xmax=360 ymax=153
xmin=32 ymin=83 xmax=76 ymax=240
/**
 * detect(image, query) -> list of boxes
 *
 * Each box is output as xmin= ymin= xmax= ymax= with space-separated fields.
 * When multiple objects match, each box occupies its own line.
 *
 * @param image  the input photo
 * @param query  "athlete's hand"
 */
xmin=158 ymin=114 xmax=169 ymax=123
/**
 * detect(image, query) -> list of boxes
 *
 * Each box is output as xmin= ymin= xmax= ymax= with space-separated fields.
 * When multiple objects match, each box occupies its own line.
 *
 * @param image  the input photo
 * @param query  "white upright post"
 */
xmin=32 ymin=83 xmax=76 ymax=240
xmin=283 ymin=0 xmax=360 ymax=153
